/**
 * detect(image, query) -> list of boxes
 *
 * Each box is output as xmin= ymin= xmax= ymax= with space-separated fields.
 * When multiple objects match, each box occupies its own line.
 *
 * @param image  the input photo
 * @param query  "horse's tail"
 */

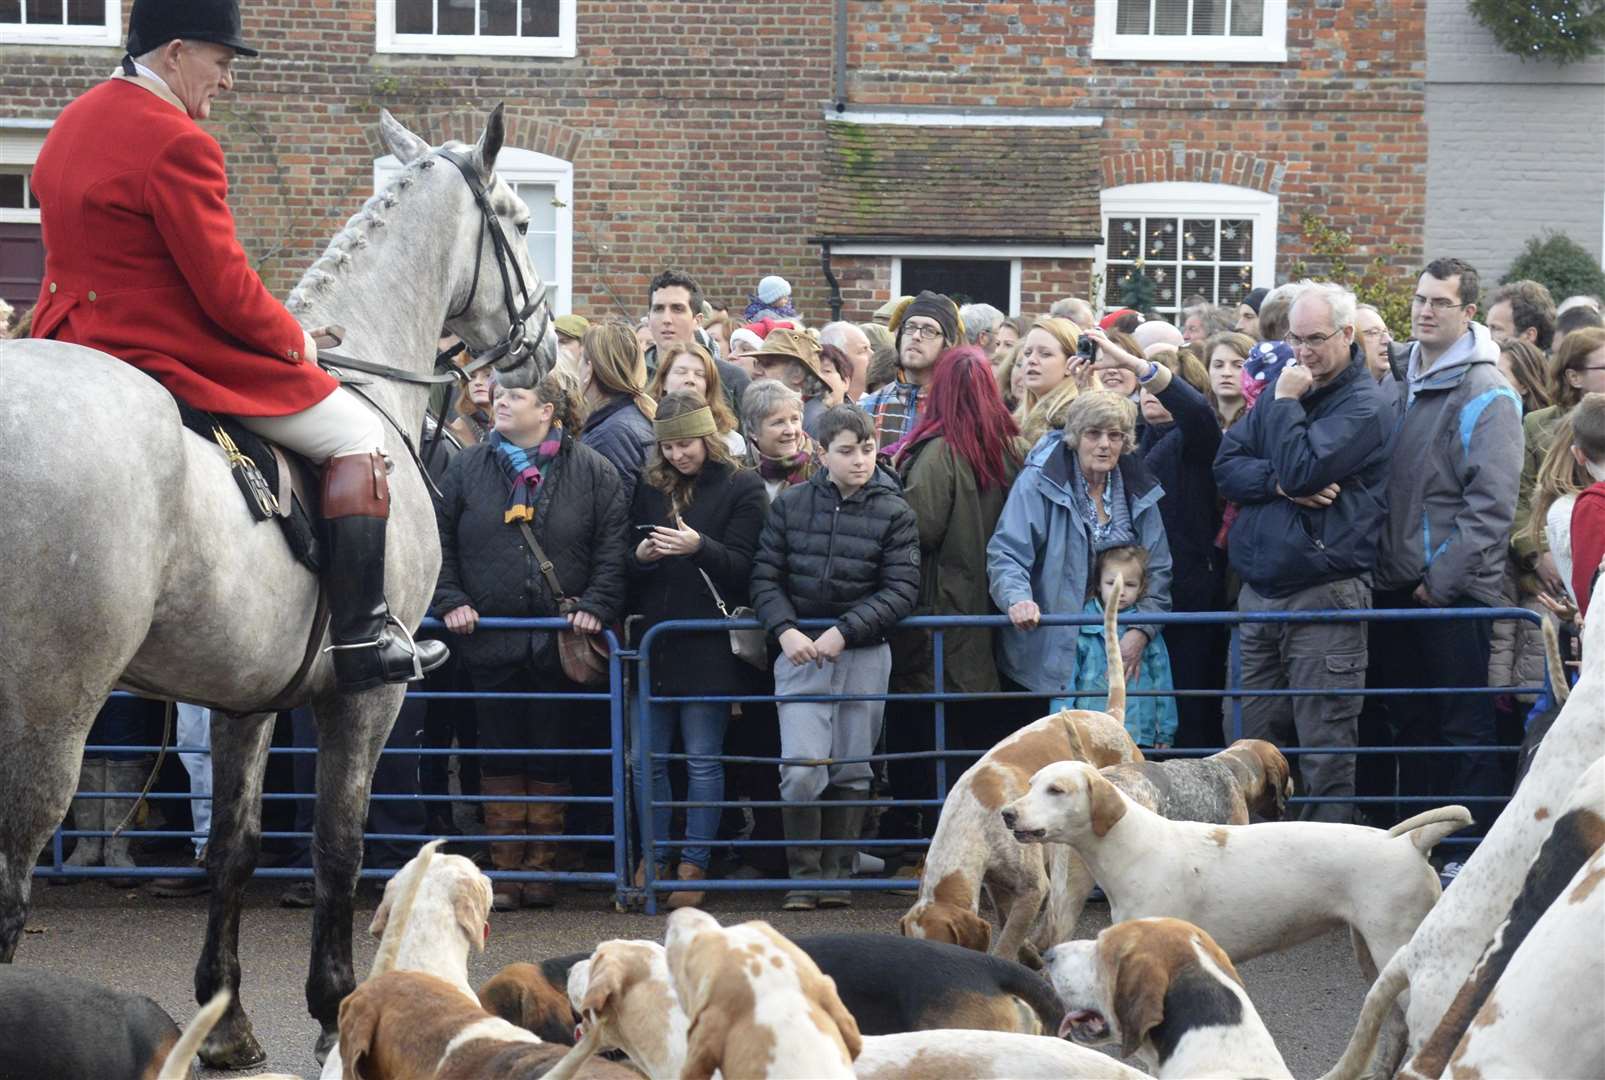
xmin=1318 ymin=949 xmax=1411 ymax=1080
xmin=1104 ymin=573 xmax=1127 ymax=722
xmin=370 ymin=839 xmax=445 ymax=979
xmin=159 ymin=990 xmax=231 ymax=1080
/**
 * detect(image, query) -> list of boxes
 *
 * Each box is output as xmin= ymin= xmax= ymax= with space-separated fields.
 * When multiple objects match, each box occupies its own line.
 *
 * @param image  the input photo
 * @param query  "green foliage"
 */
xmin=1285 ymin=214 xmax=1414 ymax=337
xmin=1469 ymin=0 xmax=1605 ymax=65
xmin=1118 ymin=261 xmax=1157 ymax=316
xmin=1502 ymin=231 xmax=1605 ymax=300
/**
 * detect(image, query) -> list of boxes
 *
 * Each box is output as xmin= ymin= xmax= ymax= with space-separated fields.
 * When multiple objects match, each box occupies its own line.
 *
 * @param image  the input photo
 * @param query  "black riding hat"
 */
xmin=126 ymin=0 xmax=259 ymax=58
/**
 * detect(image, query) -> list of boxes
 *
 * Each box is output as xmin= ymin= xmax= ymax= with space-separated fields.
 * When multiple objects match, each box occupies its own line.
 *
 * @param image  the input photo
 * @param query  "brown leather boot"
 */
xmin=520 ymin=781 xmax=568 ymax=909
xmin=481 ymin=774 xmax=527 ymax=911
xmin=666 ymin=863 xmax=707 ymax=910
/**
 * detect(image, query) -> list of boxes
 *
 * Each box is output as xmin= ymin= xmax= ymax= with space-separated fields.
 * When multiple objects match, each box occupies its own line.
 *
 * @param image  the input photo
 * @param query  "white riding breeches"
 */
xmin=236 ymin=386 xmax=386 ymax=463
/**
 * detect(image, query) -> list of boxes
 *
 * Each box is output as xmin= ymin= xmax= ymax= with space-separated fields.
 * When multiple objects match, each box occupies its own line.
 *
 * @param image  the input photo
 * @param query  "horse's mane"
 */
xmin=286 ymin=141 xmax=472 ymax=315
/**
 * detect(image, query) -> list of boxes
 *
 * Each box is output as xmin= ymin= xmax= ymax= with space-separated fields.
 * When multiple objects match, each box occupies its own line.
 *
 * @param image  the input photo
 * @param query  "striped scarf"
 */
xmin=492 ymin=431 xmax=561 ymax=524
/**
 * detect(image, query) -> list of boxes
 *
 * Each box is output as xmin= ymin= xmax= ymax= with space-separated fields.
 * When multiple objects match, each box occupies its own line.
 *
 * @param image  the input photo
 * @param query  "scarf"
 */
xmin=492 ymin=431 xmax=562 ymax=524
xmin=1069 ymin=450 xmax=1134 ymax=552
xmin=757 ymin=448 xmax=814 ymax=488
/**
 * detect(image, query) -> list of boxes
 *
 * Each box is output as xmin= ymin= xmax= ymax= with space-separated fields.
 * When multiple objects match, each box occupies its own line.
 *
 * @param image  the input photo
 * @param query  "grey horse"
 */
xmin=0 ymin=105 xmax=553 ymax=1066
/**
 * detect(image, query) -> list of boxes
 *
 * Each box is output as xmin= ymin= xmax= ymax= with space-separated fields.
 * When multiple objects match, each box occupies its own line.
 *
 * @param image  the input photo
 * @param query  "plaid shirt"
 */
xmin=860 ymin=378 xmax=923 ymax=450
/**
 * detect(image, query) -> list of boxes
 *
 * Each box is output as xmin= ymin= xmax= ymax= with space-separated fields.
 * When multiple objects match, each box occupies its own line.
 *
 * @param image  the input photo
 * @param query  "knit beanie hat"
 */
xmin=1242 ymin=287 xmax=1269 ymax=314
xmin=757 ymin=275 xmax=792 ymax=306
xmin=892 ymin=291 xmax=961 ymax=347
xmin=1241 ymin=339 xmax=1293 ymax=409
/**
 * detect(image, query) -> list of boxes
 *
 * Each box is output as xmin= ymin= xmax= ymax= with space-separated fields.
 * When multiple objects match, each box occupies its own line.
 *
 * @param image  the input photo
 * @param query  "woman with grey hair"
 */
xmin=987 ymin=389 xmax=1173 ymax=716
xmin=742 ymin=377 xmax=817 ymax=499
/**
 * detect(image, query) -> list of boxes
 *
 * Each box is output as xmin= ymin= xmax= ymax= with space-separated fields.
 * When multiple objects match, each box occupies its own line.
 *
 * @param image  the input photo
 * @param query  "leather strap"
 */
xmin=516 ymin=520 xmax=569 ymax=602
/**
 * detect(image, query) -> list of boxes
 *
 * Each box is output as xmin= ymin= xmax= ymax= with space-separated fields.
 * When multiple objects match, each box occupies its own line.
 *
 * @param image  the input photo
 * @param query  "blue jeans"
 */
xmin=650 ymin=700 xmax=730 ymax=870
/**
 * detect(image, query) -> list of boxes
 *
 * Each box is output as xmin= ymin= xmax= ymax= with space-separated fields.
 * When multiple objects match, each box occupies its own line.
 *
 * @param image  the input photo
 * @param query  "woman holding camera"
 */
xmin=1015 ymin=316 xmax=1087 ymax=445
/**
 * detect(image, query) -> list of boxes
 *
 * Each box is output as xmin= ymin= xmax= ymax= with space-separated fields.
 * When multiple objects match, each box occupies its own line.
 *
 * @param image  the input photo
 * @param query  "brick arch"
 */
xmin=1101 ymin=146 xmax=1287 ymax=196
xmin=363 ymin=109 xmax=584 ymax=165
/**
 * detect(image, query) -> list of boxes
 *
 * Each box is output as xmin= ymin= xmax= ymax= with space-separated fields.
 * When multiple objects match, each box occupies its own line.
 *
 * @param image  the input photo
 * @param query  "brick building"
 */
xmin=0 ymin=1 xmax=1587 ymax=330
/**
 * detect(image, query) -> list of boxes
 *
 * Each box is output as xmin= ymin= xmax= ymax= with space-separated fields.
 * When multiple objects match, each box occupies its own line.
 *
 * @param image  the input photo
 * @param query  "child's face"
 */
xmin=1099 ymin=560 xmax=1143 ymax=610
xmin=822 ymin=432 xmax=877 ymax=494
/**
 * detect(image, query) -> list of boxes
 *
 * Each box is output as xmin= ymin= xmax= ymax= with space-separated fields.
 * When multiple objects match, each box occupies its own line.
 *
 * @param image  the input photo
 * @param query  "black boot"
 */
xmin=322 ymin=453 xmax=449 ymax=693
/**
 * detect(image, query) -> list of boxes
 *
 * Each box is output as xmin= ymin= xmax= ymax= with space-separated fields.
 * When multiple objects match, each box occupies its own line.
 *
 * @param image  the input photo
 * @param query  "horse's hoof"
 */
xmin=200 ymin=1025 xmax=267 ymax=1070
xmin=315 ymin=1025 xmax=338 ymax=1065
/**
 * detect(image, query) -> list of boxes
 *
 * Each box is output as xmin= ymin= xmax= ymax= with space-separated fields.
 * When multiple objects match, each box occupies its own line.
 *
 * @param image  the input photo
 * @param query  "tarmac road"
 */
xmin=19 ymin=875 xmax=1371 ymax=1078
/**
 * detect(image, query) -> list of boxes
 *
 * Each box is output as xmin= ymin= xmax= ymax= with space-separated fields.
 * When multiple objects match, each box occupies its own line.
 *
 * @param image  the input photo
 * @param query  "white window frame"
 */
xmin=1091 ymin=0 xmax=1287 ymax=63
xmin=0 ymin=0 xmax=120 ymax=45
xmin=0 ymin=123 xmax=48 ymax=225
xmin=374 ymin=145 xmax=573 ymax=316
xmin=1095 ymin=181 xmax=1277 ymax=317
xmin=375 ymin=0 xmax=576 ymax=57
xmin=832 ymin=243 xmax=1100 ymax=317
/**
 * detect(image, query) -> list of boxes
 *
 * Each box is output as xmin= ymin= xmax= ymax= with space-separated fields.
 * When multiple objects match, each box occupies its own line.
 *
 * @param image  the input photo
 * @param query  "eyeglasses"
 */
xmin=1411 ymin=296 xmax=1467 ymax=311
xmin=1359 ymin=327 xmax=1391 ymax=340
xmin=902 ymin=323 xmax=944 ymax=342
xmin=1285 ymin=328 xmax=1344 ymax=349
xmin=1082 ymin=429 xmax=1128 ymax=445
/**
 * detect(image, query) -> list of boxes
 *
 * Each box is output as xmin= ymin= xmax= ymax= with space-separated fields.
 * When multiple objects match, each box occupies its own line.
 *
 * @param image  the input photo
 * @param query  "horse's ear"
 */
xmin=475 ymin=103 xmax=506 ymax=176
xmin=379 ymin=109 xmax=430 ymax=165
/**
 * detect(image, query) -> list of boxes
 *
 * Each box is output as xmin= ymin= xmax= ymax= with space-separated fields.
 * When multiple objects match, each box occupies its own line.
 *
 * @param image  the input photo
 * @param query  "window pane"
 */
xmin=1109 ymin=217 xmax=1142 ymax=261
xmin=1116 ymin=0 xmax=1150 ymax=34
xmin=1220 ymin=265 xmax=1254 ymax=306
xmin=1182 ymin=219 xmax=1216 ymax=263
xmin=1104 ymin=268 xmax=1128 ymax=309
xmin=1192 ymin=0 xmax=1226 ymax=35
xmin=31 ymin=0 xmax=64 ymax=24
xmin=1219 ymin=219 xmax=1253 ymax=263
xmin=0 ymin=0 xmax=21 ymax=24
xmin=1145 ymin=218 xmax=1179 ymax=264
xmin=0 ymin=174 xmax=24 ymax=209
xmin=438 ymin=0 xmax=474 ymax=36
xmin=523 ymin=0 xmax=560 ymax=37
xmin=66 ymin=0 xmax=99 ymax=24
xmin=1230 ymin=0 xmax=1264 ymax=35
xmin=1151 ymin=264 xmax=1176 ymax=308
xmin=513 ymin=182 xmax=556 ymax=232
xmin=481 ymin=0 xmax=515 ymax=35
xmin=1182 ymin=265 xmax=1217 ymax=303
xmin=1154 ymin=0 xmax=1187 ymax=36
xmin=395 ymin=0 xmax=432 ymax=33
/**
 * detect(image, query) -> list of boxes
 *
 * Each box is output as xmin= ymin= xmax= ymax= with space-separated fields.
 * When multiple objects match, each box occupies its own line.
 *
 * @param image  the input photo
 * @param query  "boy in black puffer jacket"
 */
xmin=750 ymin=404 xmax=920 ymax=911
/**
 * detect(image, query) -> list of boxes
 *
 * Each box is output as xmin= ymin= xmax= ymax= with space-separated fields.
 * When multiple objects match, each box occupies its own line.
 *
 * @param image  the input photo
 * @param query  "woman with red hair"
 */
xmin=882 ymin=347 xmax=1031 ymax=855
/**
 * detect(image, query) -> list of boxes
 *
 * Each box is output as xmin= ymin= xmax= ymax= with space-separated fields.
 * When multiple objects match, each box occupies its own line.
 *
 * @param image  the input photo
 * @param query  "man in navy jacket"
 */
xmin=1214 ymin=282 xmax=1392 ymax=823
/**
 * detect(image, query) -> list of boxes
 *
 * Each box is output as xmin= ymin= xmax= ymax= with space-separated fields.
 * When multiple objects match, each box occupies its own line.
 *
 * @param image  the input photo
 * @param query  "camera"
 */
xmin=1077 ymin=336 xmax=1099 ymax=361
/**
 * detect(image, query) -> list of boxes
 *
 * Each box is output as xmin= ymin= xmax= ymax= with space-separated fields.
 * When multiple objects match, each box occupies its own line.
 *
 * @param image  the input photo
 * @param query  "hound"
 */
xmin=1044 ymin=917 xmax=1292 ymax=1079
xmin=567 ymin=936 xmax=1149 ymax=1080
xmin=1001 ymin=760 xmax=1470 ymax=975
xmin=1101 ymin=738 xmax=1293 ymax=825
xmin=901 ymin=599 xmax=1142 ymax=965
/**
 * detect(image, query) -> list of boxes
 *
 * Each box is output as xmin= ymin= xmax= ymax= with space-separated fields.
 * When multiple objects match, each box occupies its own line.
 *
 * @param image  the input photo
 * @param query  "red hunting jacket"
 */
xmin=29 ymin=75 xmax=337 ymax=417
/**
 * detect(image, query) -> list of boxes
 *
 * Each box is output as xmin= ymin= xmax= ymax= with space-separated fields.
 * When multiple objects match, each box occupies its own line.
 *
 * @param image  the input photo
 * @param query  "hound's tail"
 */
xmin=1387 ymin=805 xmax=1474 ymax=853
xmin=158 ymin=990 xmax=231 ymax=1080
xmin=1544 ymin=614 xmax=1569 ymax=706
xmin=1104 ymin=573 xmax=1127 ymax=722
xmin=370 ymin=838 xmax=445 ymax=979
xmin=1318 ymin=949 xmax=1411 ymax=1080
xmin=541 ymin=1009 xmax=606 ymax=1080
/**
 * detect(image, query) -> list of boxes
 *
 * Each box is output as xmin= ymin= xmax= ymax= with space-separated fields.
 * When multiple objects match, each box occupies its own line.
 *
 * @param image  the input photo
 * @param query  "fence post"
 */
xmin=932 ymin=629 xmax=949 ymax=801
xmin=635 ymin=655 xmax=658 ymax=915
xmin=608 ymin=638 xmax=629 ymax=911
xmin=1228 ymin=625 xmax=1245 ymax=742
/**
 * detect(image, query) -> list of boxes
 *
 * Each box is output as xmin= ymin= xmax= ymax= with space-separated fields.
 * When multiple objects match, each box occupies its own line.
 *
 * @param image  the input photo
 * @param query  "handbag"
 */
xmin=697 ymin=568 xmax=769 ymax=671
xmin=516 ymin=521 xmax=611 ymax=686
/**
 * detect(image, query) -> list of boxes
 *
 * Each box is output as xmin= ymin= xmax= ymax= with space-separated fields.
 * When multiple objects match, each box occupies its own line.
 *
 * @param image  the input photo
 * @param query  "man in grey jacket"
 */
xmin=1366 ymin=258 xmax=1522 ymax=850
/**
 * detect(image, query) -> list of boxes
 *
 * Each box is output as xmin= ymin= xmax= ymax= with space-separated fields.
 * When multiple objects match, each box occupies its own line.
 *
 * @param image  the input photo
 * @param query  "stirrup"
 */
xmin=323 ymin=614 xmax=426 ymax=682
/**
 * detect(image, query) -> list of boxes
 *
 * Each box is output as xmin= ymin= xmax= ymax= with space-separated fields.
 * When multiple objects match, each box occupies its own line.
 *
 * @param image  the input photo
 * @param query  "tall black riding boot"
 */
xmin=322 ymin=452 xmax=449 ymax=693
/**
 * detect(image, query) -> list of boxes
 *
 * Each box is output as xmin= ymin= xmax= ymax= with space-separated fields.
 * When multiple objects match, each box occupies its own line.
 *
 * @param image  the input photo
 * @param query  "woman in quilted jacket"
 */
xmin=433 ymin=369 xmax=628 ymax=911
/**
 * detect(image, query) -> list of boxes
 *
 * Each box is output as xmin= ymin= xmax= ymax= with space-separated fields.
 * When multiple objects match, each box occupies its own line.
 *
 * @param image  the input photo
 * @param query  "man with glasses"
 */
xmin=1214 ymin=281 xmax=1392 ymax=824
xmin=1368 ymin=259 xmax=1522 ymax=861
xmin=861 ymin=291 xmax=962 ymax=449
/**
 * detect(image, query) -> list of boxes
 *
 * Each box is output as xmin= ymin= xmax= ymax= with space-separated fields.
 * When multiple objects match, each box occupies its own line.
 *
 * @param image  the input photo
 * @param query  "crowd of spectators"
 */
xmin=31 ymin=264 xmax=1605 ymax=903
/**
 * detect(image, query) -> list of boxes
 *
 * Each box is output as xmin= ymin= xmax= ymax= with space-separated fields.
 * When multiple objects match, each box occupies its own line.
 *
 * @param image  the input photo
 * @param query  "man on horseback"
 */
xmin=28 ymin=0 xmax=447 ymax=692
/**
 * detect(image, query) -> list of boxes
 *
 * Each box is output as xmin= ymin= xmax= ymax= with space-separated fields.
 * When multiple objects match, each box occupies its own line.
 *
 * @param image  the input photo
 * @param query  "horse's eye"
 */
xmin=515 ymin=221 xmax=529 ymax=236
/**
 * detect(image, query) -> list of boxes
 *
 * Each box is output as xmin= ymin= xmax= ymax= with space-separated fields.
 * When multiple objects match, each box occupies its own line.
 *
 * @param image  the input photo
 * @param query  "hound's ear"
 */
xmin=1110 ymin=948 xmax=1169 ymax=1059
xmin=455 ymin=874 xmax=493 ymax=952
xmin=817 ymin=974 xmax=863 ymax=1060
xmin=580 ymin=953 xmax=626 ymax=1018
xmin=474 ymin=102 xmax=506 ymax=176
xmin=680 ymin=1006 xmax=731 ymax=1080
xmin=338 ymin=992 xmax=381 ymax=1080
xmin=1087 ymin=770 xmax=1128 ymax=838
xmin=378 ymin=108 xmax=431 ymax=165
xmin=369 ymin=876 xmax=396 ymax=939
xmin=953 ymin=909 xmax=993 ymax=953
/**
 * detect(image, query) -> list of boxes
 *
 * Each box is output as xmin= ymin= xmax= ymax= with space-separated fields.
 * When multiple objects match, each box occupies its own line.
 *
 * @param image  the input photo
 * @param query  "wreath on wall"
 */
xmin=1468 ymin=0 xmax=1605 ymax=64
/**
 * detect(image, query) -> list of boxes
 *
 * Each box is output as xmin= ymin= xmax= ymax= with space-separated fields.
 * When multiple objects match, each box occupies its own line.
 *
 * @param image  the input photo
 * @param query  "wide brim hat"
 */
xmin=127 ymin=0 xmax=259 ymax=56
xmin=748 ymin=327 xmax=825 ymax=381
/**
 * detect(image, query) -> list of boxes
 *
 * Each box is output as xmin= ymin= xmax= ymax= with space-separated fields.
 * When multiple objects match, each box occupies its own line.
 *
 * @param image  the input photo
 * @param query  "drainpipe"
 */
xmin=821 ymin=241 xmax=843 ymax=323
xmin=833 ymin=0 xmax=848 ymax=112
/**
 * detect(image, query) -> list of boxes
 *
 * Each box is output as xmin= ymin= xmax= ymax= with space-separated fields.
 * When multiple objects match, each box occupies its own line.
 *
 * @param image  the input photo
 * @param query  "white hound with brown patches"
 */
xmin=567 ymin=934 xmax=1150 ymax=1080
xmin=1002 ymin=761 xmax=1470 ymax=976
xmin=1045 ymin=917 xmax=1291 ymax=1079
xmin=1322 ymin=610 xmax=1605 ymax=1080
